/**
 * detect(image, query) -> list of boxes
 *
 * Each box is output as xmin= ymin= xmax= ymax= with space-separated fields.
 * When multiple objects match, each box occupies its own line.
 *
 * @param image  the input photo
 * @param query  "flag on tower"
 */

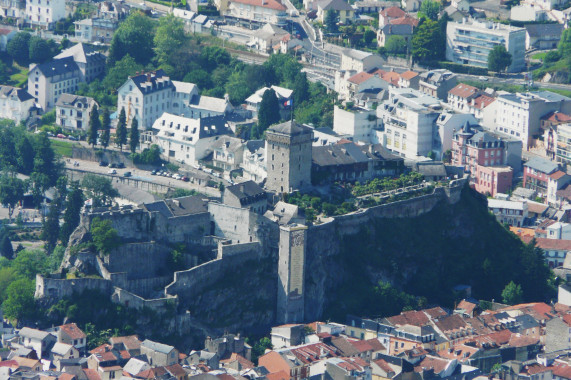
xmin=284 ymin=99 xmax=292 ymax=107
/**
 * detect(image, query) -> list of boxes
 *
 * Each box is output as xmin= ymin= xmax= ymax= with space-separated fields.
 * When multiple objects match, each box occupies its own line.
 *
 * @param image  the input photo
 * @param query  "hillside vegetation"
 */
xmin=324 ymin=187 xmax=555 ymax=321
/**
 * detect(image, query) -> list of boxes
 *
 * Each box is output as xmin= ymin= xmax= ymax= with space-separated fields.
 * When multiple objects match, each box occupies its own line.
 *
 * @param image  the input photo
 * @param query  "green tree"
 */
xmin=102 ymin=55 xmax=143 ymax=91
xmin=7 ymin=32 xmax=31 ymax=65
xmin=558 ymin=28 xmax=571 ymax=58
xmin=115 ymin=108 xmax=128 ymax=151
xmin=0 ymin=234 xmax=13 ymax=260
xmin=82 ymin=174 xmax=118 ymax=207
xmin=32 ymin=131 xmax=62 ymax=187
xmin=257 ymin=88 xmax=280 ymax=137
xmin=100 ymin=109 xmax=111 ymax=149
xmin=251 ymin=337 xmax=272 ymax=365
xmin=488 ymin=45 xmax=512 ymax=73
xmin=0 ymin=267 xmax=17 ymax=303
xmin=88 ymin=105 xmax=100 ymax=148
xmin=108 ymin=12 xmax=155 ymax=66
xmin=129 ymin=117 xmax=139 ymax=154
xmin=2 ymin=278 xmax=35 ymax=322
xmin=292 ymin=72 xmax=309 ymax=106
xmin=363 ymin=29 xmax=376 ymax=45
xmin=325 ymin=10 xmax=338 ymax=33
xmin=385 ymin=35 xmax=408 ymax=55
xmin=420 ymin=0 xmax=440 ymax=20
xmin=11 ymin=249 xmax=48 ymax=279
xmin=42 ymin=203 xmax=61 ymax=253
xmin=154 ymin=14 xmax=187 ymax=66
xmin=0 ymin=176 xmax=25 ymax=220
xmin=412 ymin=19 xmax=444 ymax=64
xmin=16 ymin=136 xmax=35 ymax=175
xmin=28 ymin=36 xmax=53 ymax=64
xmin=60 ymin=183 xmax=84 ymax=245
xmin=90 ymin=217 xmax=120 ymax=255
xmin=502 ymin=281 xmax=523 ymax=305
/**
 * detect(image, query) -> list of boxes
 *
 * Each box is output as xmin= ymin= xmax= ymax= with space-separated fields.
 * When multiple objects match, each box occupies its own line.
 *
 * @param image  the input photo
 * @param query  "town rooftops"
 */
xmin=225 ymin=181 xmax=266 ymax=205
xmin=473 ymin=94 xmax=495 ymax=109
xmin=381 ymin=23 xmax=414 ymax=35
xmin=33 ymin=57 xmax=80 ymax=78
xmin=51 ymin=343 xmax=74 ymax=356
xmin=54 ymin=43 xmax=106 ymax=65
xmin=312 ymin=142 xmax=371 ymax=167
xmin=449 ymin=83 xmax=480 ymax=99
xmin=522 ymin=236 xmax=571 ymax=251
xmin=389 ymin=15 xmax=418 ymax=27
xmin=348 ymin=72 xmax=374 ymax=84
xmin=55 ymin=94 xmax=97 ymax=108
xmin=525 ymin=157 xmax=559 ymax=174
xmin=230 ymin=0 xmax=286 ymax=11
xmin=19 ymin=327 xmax=52 ymax=341
xmin=342 ymin=48 xmax=373 ymax=61
xmin=109 ymin=335 xmax=141 ymax=351
xmin=246 ymin=85 xmax=293 ymax=104
xmin=400 ymin=70 xmax=418 ymax=80
xmin=319 ymin=0 xmax=354 ymax=11
xmin=127 ymin=70 xmax=174 ymax=94
xmin=211 ymin=135 xmax=243 ymax=153
xmin=380 ymin=6 xmax=405 ymax=17
xmin=525 ymin=23 xmax=563 ymax=37
xmin=141 ymin=339 xmax=175 ymax=354
xmin=543 ymin=111 xmax=571 ymax=123
xmin=550 ymin=170 xmax=567 ymax=180
xmin=143 ymin=196 xmax=208 ymax=218
xmin=488 ymin=198 xmax=526 ymax=211
xmin=0 ymin=85 xmax=34 ymax=102
xmin=419 ymin=69 xmax=456 ymax=84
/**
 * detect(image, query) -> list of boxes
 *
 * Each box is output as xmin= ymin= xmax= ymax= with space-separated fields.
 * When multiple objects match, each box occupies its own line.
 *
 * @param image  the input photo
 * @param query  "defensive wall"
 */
xmin=165 ymin=241 xmax=262 ymax=305
xmin=111 ymin=287 xmax=178 ymax=313
xmin=35 ymin=273 xmax=113 ymax=300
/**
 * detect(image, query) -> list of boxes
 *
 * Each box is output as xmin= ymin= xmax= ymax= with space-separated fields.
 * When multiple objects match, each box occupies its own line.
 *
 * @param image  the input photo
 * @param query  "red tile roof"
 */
xmin=348 ymin=72 xmax=374 ymax=84
xmin=551 ymin=362 xmax=571 ymax=379
xmin=0 ymin=29 xmax=13 ymax=36
xmin=387 ymin=310 xmax=430 ymax=327
xmin=220 ymin=353 xmax=255 ymax=369
xmin=83 ymin=369 xmax=102 ymax=380
xmin=349 ymin=340 xmax=374 ymax=353
xmin=437 ymin=344 xmax=479 ymax=361
xmin=165 ymin=363 xmax=187 ymax=377
xmin=424 ymin=307 xmax=448 ymax=319
xmin=550 ymin=170 xmax=567 ymax=180
xmin=449 ymin=83 xmax=479 ymax=99
xmin=390 ymin=15 xmax=419 ymax=27
xmin=364 ymin=338 xmax=386 ymax=352
xmin=400 ymin=70 xmax=418 ymax=80
xmin=59 ymin=323 xmax=86 ymax=340
xmin=230 ymin=0 xmax=286 ymax=11
xmin=380 ymin=6 xmax=405 ymax=18
xmin=414 ymin=356 xmax=450 ymax=374
xmin=456 ymin=300 xmax=478 ymax=315
xmin=508 ymin=333 xmax=539 ymax=347
xmin=544 ymin=111 xmax=571 ymax=123
xmin=266 ymin=370 xmax=290 ymax=380
xmin=90 ymin=344 xmax=113 ymax=355
xmin=521 ymin=237 xmax=571 ymax=252
xmin=473 ymin=94 xmax=495 ymax=109
xmin=290 ymin=342 xmax=337 ymax=364
xmin=0 ymin=360 xmax=19 ymax=369
xmin=374 ymin=358 xmax=395 ymax=374
xmin=524 ymin=364 xmax=551 ymax=375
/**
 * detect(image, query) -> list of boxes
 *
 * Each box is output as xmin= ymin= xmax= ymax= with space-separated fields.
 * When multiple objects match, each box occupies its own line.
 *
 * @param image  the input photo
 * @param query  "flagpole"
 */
xmin=291 ymin=98 xmax=294 ymax=122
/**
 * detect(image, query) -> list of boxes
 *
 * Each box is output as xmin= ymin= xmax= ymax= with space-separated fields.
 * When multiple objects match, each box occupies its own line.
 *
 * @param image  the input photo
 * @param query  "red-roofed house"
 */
xmin=448 ymin=83 xmax=481 ymax=113
xmin=372 ymin=358 xmax=400 ymax=379
xmin=398 ymin=71 xmax=420 ymax=89
xmin=547 ymin=170 xmax=571 ymax=206
xmin=336 ymin=71 xmax=387 ymax=100
xmin=57 ymin=323 xmax=87 ymax=355
xmin=217 ymin=0 xmax=287 ymax=25
xmin=379 ymin=6 xmax=405 ymax=27
xmin=522 ymin=236 xmax=571 ymax=268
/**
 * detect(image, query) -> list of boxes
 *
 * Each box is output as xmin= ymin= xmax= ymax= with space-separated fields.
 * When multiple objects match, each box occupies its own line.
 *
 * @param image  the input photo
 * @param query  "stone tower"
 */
xmin=265 ymin=120 xmax=313 ymax=194
xmin=277 ymin=224 xmax=307 ymax=324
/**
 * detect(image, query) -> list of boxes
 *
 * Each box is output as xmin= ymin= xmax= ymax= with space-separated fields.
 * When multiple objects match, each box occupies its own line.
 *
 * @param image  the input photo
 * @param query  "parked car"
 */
xmin=109 ymin=163 xmax=118 ymax=168
xmin=117 ymin=163 xmax=125 ymax=169
xmin=123 ymin=171 xmax=132 ymax=177
xmin=182 ymin=176 xmax=189 ymax=182
xmin=99 ymin=161 xmax=109 ymax=167
xmin=108 ymin=169 xmax=117 ymax=174
xmin=68 ymin=136 xmax=78 ymax=141
xmin=151 ymin=169 xmax=157 ymax=175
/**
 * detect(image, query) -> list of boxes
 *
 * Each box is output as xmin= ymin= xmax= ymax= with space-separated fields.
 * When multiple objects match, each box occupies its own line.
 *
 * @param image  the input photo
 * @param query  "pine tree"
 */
xmin=257 ymin=88 xmax=280 ymax=137
xmin=60 ymin=183 xmax=84 ymax=245
xmin=129 ymin=117 xmax=139 ymax=154
xmin=41 ymin=203 xmax=60 ymax=253
xmin=116 ymin=107 xmax=127 ymax=151
xmin=87 ymin=105 xmax=101 ymax=148
xmin=0 ymin=234 xmax=13 ymax=259
xmin=100 ymin=108 xmax=111 ymax=149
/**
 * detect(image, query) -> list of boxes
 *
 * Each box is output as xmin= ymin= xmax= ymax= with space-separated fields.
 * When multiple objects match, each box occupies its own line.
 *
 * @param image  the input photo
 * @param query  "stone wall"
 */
xmin=165 ymin=241 xmax=262 ymax=305
xmin=105 ymin=242 xmax=170 ymax=279
xmin=111 ymin=287 xmax=177 ymax=313
xmin=35 ymin=274 xmax=113 ymax=300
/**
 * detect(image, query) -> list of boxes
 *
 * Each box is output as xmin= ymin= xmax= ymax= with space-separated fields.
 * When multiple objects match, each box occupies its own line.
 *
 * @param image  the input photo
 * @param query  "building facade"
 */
xmin=56 ymin=94 xmax=98 ymax=131
xmin=25 ymin=0 xmax=66 ymax=29
xmin=446 ymin=20 xmax=526 ymax=73
xmin=0 ymin=85 xmax=35 ymax=124
xmin=28 ymin=57 xmax=81 ymax=112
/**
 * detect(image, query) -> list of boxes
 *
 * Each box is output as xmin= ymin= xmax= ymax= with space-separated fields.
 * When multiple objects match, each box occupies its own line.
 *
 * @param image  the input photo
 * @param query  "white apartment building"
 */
xmin=210 ymin=135 xmax=244 ymax=172
xmin=333 ymin=105 xmax=378 ymax=144
xmin=74 ymin=17 xmax=118 ymax=44
xmin=152 ymin=113 xmax=232 ymax=165
xmin=0 ymin=85 xmax=35 ymax=124
xmin=28 ymin=56 xmax=81 ymax=112
xmin=0 ymin=0 xmax=25 ymax=18
xmin=54 ymin=43 xmax=106 ymax=83
xmin=118 ymin=70 xmax=232 ymax=130
xmin=26 ymin=0 xmax=66 ymax=29
xmin=377 ymin=88 xmax=442 ymax=159
xmin=446 ymin=20 xmax=526 ymax=73
xmin=216 ymin=0 xmax=287 ymax=26
xmin=56 ymin=94 xmax=98 ymax=131
xmin=241 ymin=140 xmax=267 ymax=183
xmin=340 ymin=48 xmax=384 ymax=72
xmin=486 ymin=91 xmax=571 ymax=150
xmin=487 ymin=198 xmax=528 ymax=227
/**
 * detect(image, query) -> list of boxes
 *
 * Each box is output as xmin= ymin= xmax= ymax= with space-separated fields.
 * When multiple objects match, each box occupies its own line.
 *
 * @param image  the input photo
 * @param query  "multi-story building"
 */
xmin=554 ymin=123 xmax=571 ymax=165
xmin=56 ymin=94 xmax=98 ymax=131
xmin=54 ymin=43 xmax=106 ymax=83
xmin=333 ymin=105 xmax=379 ymax=143
xmin=446 ymin=20 xmax=526 ymax=73
xmin=118 ymin=70 xmax=232 ymax=130
xmin=525 ymin=23 xmax=563 ymax=50
xmin=316 ymin=0 xmax=355 ymax=24
xmin=25 ymin=0 xmax=66 ymax=29
xmin=378 ymin=6 xmax=405 ymax=27
xmin=209 ymin=135 xmax=245 ymax=172
xmin=340 ymin=48 xmax=384 ymax=72
xmin=447 ymin=83 xmax=496 ymax=119
xmin=28 ymin=57 xmax=81 ymax=112
xmin=0 ymin=0 xmax=25 ymax=18
xmin=487 ymin=198 xmax=528 ymax=227
xmin=377 ymin=87 xmax=442 ymax=159
xmin=222 ymin=180 xmax=267 ymax=214
xmin=245 ymin=85 xmax=292 ymax=120
xmin=418 ymin=69 xmax=457 ymax=101
xmin=265 ymin=120 xmax=313 ymax=193
xmin=488 ymin=91 xmax=571 ymax=150
xmin=452 ymin=121 xmax=518 ymax=196
xmin=523 ymin=157 xmax=560 ymax=197
xmin=0 ymin=85 xmax=35 ymax=124
xmin=74 ymin=17 xmax=118 ymax=44
xmin=152 ymin=113 xmax=232 ymax=165
xmin=216 ymin=0 xmax=287 ymax=26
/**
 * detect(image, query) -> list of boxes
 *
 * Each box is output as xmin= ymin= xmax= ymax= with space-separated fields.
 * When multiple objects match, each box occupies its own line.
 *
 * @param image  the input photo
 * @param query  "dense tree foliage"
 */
xmin=102 ymin=55 xmax=144 ymax=92
xmin=60 ymin=183 xmax=84 ymax=245
xmin=82 ymin=174 xmax=118 ymax=207
xmin=88 ymin=105 xmax=100 ymax=147
xmin=325 ymin=10 xmax=338 ymax=33
xmin=115 ymin=108 xmax=128 ymax=151
xmin=7 ymin=32 xmax=31 ymax=65
xmin=100 ymin=109 xmax=111 ymax=149
xmin=412 ymin=18 xmax=445 ymax=64
xmin=488 ymin=45 xmax=512 ymax=73
xmin=502 ymin=281 xmax=523 ymax=305
xmin=90 ymin=218 xmax=120 ymax=255
xmin=420 ymin=0 xmax=440 ymax=20
xmin=0 ymin=176 xmax=25 ymax=220
xmin=108 ymin=12 xmax=155 ymax=66
xmin=129 ymin=117 xmax=139 ymax=154
xmin=255 ymin=89 xmax=280 ymax=138
xmin=385 ymin=36 xmax=408 ymax=55
xmin=154 ymin=14 xmax=187 ymax=66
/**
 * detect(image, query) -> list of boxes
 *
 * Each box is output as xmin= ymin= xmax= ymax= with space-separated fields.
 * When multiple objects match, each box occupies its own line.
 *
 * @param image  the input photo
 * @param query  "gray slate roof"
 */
xmin=312 ymin=142 xmax=369 ymax=167
xmin=525 ymin=23 xmax=563 ymax=37
xmin=19 ymin=327 xmax=51 ymax=341
xmin=141 ymin=339 xmax=175 ymax=354
xmin=320 ymin=0 xmax=354 ymax=11
xmin=226 ymin=181 xmax=266 ymax=203
xmin=524 ymin=157 xmax=558 ymax=174
xmin=34 ymin=57 xmax=80 ymax=78
xmin=143 ymin=196 xmax=208 ymax=218
xmin=267 ymin=121 xmax=312 ymax=136
xmin=0 ymin=85 xmax=34 ymax=102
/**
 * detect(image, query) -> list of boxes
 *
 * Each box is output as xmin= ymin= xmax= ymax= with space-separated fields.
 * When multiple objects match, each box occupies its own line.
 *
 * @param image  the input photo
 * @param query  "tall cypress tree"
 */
xmin=60 ymin=183 xmax=84 ymax=245
xmin=116 ymin=107 xmax=127 ymax=151
xmin=87 ymin=105 xmax=100 ymax=148
xmin=129 ymin=117 xmax=139 ymax=154
xmin=100 ymin=108 xmax=111 ymax=149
